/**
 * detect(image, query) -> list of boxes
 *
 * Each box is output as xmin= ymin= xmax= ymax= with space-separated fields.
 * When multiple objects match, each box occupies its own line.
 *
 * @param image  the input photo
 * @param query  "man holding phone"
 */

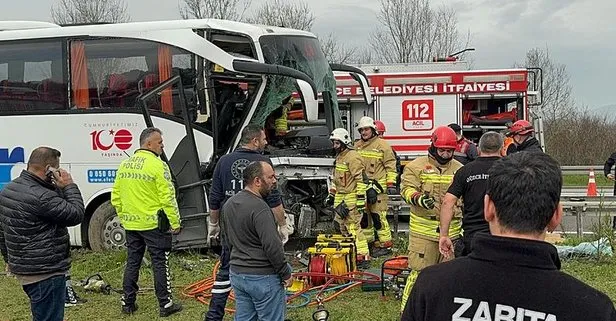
xmin=111 ymin=127 xmax=183 ymax=317
xmin=0 ymin=147 xmax=85 ymax=321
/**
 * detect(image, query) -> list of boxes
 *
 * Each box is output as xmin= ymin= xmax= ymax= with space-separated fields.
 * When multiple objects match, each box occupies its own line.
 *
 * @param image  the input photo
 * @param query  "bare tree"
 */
xmin=319 ymin=33 xmax=357 ymax=64
xmin=179 ymin=0 xmax=251 ymax=20
xmin=247 ymin=0 xmax=315 ymax=31
xmin=520 ymin=47 xmax=575 ymax=124
xmin=370 ymin=0 xmax=471 ymax=63
xmin=51 ymin=0 xmax=129 ymax=24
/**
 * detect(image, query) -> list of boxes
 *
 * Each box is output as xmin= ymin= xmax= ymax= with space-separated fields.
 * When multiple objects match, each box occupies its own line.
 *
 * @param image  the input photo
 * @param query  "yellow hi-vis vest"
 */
xmin=400 ymin=155 xmax=463 ymax=240
xmin=111 ymin=149 xmax=181 ymax=231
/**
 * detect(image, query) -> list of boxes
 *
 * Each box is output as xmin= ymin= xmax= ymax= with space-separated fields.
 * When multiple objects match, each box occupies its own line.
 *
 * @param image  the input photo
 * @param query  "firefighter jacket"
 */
xmin=354 ymin=136 xmax=397 ymax=188
xmin=111 ymin=149 xmax=181 ymax=231
xmin=400 ymin=155 xmax=463 ymax=240
xmin=332 ymin=148 xmax=367 ymax=208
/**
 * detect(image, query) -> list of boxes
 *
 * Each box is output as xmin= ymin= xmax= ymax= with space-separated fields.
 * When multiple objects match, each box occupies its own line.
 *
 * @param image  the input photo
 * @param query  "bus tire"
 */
xmin=88 ymin=201 xmax=126 ymax=252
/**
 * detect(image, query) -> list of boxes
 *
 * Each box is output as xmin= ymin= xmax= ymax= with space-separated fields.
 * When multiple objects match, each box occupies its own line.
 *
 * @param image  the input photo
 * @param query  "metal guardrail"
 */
xmin=561 ymin=165 xmax=604 ymax=175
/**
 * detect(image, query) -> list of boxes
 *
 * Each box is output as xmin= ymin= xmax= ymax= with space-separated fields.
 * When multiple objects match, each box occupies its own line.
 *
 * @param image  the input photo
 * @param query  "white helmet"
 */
xmin=329 ymin=128 xmax=352 ymax=146
xmin=356 ymin=116 xmax=377 ymax=132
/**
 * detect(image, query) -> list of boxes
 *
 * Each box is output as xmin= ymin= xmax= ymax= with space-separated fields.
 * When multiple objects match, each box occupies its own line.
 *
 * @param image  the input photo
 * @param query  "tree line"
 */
xmin=50 ymin=0 xmax=614 ymax=166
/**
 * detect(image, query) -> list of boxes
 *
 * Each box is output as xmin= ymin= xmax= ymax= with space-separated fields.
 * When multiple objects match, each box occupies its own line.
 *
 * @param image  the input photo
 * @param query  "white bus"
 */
xmin=0 ymin=19 xmax=373 ymax=251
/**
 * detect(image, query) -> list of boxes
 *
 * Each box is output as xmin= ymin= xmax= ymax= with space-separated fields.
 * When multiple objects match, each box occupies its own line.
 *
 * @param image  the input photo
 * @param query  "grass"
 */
xmin=2 ymin=235 xmax=615 ymax=321
xmin=563 ymin=174 xmax=612 ymax=187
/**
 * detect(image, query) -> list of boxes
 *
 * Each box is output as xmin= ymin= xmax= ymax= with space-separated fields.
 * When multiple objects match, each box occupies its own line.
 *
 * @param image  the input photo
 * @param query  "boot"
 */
xmin=371 ymin=247 xmax=393 ymax=258
xmin=121 ymin=296 xmax=138 ymax=314
xmin=356 ymin=255 xmax=371 ymax=270
xmin=160 ymin=302 xmax=183 ymax=317
xmin=65 ymin=285 xmax=87 ymax=307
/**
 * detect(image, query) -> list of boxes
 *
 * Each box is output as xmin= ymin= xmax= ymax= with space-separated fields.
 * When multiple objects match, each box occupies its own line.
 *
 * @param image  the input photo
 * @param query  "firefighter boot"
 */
xmin=356 ymin=255 xmax=371 ymax=270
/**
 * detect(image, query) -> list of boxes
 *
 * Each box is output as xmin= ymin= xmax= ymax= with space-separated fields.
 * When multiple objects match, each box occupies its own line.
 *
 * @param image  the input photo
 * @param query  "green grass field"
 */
xmin=2 ymin=244 xmax=616 ymax=321
xmin=563 ymin=174 xmax=612 ymax=187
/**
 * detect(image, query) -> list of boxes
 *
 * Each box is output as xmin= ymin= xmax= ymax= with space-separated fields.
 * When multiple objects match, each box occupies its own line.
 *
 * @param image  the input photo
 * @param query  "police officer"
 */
xmin=399 ymin=126 xmax=463 ymax=312
xmin=448 ymin=123 xmax=478 ymax=165
xmin=205 ymin=124 xmax=288 ymax=321
xmin=354 ymin=116 xmax=398 ymax=257
xmin=111 ymin=127 xmax=183 ymax=317
xmin=324 ymin=128 xmax=371 ymax=268
xmin=505 ymin=120 xmax=543 ymax=154
xmin=439 ymin=131 xmax=504 ymax=258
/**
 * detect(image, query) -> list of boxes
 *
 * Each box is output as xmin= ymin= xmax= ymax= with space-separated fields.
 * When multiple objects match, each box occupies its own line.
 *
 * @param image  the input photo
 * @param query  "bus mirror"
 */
xmin=329 ymin=63 xmax=374 ymax=106
xmin=294 ymin=79 xmax=319 ymax=122
xmin=350 ymin=73 xmax=373 ymax=105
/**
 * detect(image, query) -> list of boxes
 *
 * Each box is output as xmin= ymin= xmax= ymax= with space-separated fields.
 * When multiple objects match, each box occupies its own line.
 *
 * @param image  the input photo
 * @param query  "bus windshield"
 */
xmin=256 ymin=35 xmax=342 ymax=128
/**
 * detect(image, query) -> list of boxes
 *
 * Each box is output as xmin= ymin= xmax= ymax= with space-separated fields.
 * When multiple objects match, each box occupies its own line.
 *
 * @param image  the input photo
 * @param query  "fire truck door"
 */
xmin=377 ymin=95 xmax=458 ymax=151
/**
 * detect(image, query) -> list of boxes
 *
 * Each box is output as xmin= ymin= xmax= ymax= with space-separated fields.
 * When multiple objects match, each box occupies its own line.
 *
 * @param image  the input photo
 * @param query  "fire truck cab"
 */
xmin=334 ymin=61 xmax=543 ymax=163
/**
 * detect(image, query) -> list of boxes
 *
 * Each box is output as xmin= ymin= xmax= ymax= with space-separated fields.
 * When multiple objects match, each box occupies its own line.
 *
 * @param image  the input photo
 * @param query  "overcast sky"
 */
xmin=1 ymin=0 xmax=614 ymax=109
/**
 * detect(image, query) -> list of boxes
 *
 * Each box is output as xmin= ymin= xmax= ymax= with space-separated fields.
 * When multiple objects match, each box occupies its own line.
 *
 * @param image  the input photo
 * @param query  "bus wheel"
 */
xmin=88 ymin=201 xmax=126 ymax=251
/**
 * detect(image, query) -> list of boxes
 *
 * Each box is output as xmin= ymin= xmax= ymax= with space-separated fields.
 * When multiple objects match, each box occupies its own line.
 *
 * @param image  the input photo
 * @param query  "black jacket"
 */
xmin=402 ymin=234 xmax=616 ymax=321
xmin=0 ymin=170 xmax=84 ymax=275
xmin=510 ymin=136 xmax=543 ymax=154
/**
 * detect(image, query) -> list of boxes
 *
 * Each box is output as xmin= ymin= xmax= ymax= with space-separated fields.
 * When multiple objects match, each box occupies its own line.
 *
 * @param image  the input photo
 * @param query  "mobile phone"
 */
xmin=46 ymin=166 xmax=59 ymax=181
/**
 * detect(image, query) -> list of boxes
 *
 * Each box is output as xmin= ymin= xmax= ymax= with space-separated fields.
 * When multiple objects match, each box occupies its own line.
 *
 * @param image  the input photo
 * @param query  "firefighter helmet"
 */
xmin=356 ymin=116 xmax=377 ymax=132
xmin=375 ymin=120 xmax=386 ymax=134
xmin=507 ymin=120 xmax=534 ymax=136
xmin=330 ymin=128 xmax=352 ymax=146
xmin=431 ymin=126 xmax=458 ymax=149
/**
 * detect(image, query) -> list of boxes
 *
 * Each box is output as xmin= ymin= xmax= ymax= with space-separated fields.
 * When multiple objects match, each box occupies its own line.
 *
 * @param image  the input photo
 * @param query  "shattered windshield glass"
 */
xmin=254 ymin=35 xmax=341 ymax=127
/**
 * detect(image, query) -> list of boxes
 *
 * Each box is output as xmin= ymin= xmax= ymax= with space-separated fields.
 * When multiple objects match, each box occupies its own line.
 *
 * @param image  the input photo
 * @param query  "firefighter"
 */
xmin=399 ymin=125 xmax=463 ymax=312
xmin=324 ymin=128 xmax=371 ymax=268
xmin=354 ymin=116 xmax=397 ymax=257
xmin=447 ymin=123 xmax=478 ymax=165
xmin=375 ymin=120 xmax=402 ymax=190
xmin=505 ymin=120 xmax=543 ymax=154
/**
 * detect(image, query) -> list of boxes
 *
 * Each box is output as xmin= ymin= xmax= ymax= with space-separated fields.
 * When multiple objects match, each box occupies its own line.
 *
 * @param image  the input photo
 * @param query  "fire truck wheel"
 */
xmin=88 ymin=201 xmax=127 ymax=252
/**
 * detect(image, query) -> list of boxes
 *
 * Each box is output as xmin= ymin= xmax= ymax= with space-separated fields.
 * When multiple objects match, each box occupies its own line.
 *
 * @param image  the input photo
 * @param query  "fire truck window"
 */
xmin=74 ymin=38 xmax=196 ymax=114
xmin=0 ymin=40 xmax=68 ymax=112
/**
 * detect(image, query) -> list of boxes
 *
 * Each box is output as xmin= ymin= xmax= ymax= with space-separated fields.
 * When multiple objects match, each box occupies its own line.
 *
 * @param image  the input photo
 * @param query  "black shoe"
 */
xmin=65 ymin=285 xmax=87 ymax=307
xmin=371 ymin=247 xmax=393 ymax=258
xmin=160 ymin=302 xmax=183 ymax=317
xmin=121 ymin=303 xmax=138 ymax=314
xmin=357 ymin=260 xmax=371 ymax=270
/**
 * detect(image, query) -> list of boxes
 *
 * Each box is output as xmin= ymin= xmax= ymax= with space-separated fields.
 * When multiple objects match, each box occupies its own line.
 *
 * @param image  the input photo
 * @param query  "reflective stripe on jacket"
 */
xmin=111 ymin=149 xmax=181 ymax=231
xmin=354 ymin=136 xmax=397 ymax=187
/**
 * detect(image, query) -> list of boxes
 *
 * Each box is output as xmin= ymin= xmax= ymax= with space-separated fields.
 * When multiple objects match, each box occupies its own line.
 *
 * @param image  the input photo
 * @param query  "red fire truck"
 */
xmin=334 ymin=61 xmax=543 ymax=162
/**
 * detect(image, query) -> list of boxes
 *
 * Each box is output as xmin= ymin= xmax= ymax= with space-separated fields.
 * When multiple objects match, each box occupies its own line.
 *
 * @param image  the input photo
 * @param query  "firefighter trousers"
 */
xmin=399 ymin=235 xmax=450 ymax=312
xmin=334 ymin=194 xmax=370 ymax=256
xmin=363 ymin=193 xmax=392 ymax=246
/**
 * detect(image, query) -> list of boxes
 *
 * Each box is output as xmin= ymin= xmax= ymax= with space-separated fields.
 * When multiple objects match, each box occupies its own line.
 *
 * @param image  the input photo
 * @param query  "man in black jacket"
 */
xmin=402 ymin=152 xmax=616 ymax=321
xmin=505 ymin=120 xmax=543 ymax=154
xmin=0 ymin=147 xmax=84 ymax=321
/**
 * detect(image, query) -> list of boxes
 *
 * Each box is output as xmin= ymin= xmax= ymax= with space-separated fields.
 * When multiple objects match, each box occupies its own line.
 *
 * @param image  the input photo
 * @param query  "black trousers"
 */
xmin=122 ymin=229 xmax=173 ymax=309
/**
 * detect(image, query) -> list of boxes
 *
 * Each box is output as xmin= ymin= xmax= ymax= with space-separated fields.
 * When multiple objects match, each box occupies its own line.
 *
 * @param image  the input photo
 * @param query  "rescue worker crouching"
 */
xmin=324 ymin=128 xmax=371 ymax=268
xmin=354 ymin=116 xmax=398 ymax=257
xmin=505 ymin=120 xmax=543 ymax=154
xmin=399 ymin=125 xmax=463 ymax=312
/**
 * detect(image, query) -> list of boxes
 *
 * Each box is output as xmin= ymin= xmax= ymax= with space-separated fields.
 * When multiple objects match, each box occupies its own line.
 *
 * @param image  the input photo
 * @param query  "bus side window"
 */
xmin=0 ymin=40 xmax=68 ymax=112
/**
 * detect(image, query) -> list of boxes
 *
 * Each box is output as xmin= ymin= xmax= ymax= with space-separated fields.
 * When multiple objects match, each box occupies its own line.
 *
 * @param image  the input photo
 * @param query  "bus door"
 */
xmin=137 ymin=75 xmax=209 ymax=250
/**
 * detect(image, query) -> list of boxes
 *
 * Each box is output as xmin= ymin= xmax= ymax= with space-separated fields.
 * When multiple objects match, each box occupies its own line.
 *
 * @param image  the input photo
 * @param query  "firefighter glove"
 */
xmin=371 ymin=212 xmax=382 ymax=230
xmin=412 ymin=192 xmax=435 ymax=210
xmin=324 ymin=193 xmax=335 ymax=207
xmin=366 ymin=187 xmax=378 ymax=205
xmin=334 ymin=202 xmax=350 ymax=220
xmin=208 ymin=220 xmax=220 ymax=239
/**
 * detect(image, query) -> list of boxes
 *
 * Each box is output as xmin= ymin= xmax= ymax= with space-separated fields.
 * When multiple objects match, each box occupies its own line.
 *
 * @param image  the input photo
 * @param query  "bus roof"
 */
xmin=0 ymin=19 xmax=316 ymax=42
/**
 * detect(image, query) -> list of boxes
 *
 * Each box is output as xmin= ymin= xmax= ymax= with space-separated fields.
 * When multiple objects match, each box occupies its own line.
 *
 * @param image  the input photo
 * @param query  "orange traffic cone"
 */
xmin=587 ymin=168 xmax=598 ymax=196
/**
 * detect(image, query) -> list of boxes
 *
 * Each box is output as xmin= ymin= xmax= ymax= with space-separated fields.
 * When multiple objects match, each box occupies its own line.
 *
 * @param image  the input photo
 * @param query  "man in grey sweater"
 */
xmin=221 ymin=160 xmax=292 ymax=321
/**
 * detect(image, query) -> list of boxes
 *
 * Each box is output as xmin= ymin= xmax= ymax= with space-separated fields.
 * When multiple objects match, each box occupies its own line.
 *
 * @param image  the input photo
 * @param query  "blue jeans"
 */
xmin=22 ymin=274 xmax=66 ymax=321
xmin=206 ymin=243 xmax=231 ymax=321
xmin=229 ymin=271 xmax=286 ymax=321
